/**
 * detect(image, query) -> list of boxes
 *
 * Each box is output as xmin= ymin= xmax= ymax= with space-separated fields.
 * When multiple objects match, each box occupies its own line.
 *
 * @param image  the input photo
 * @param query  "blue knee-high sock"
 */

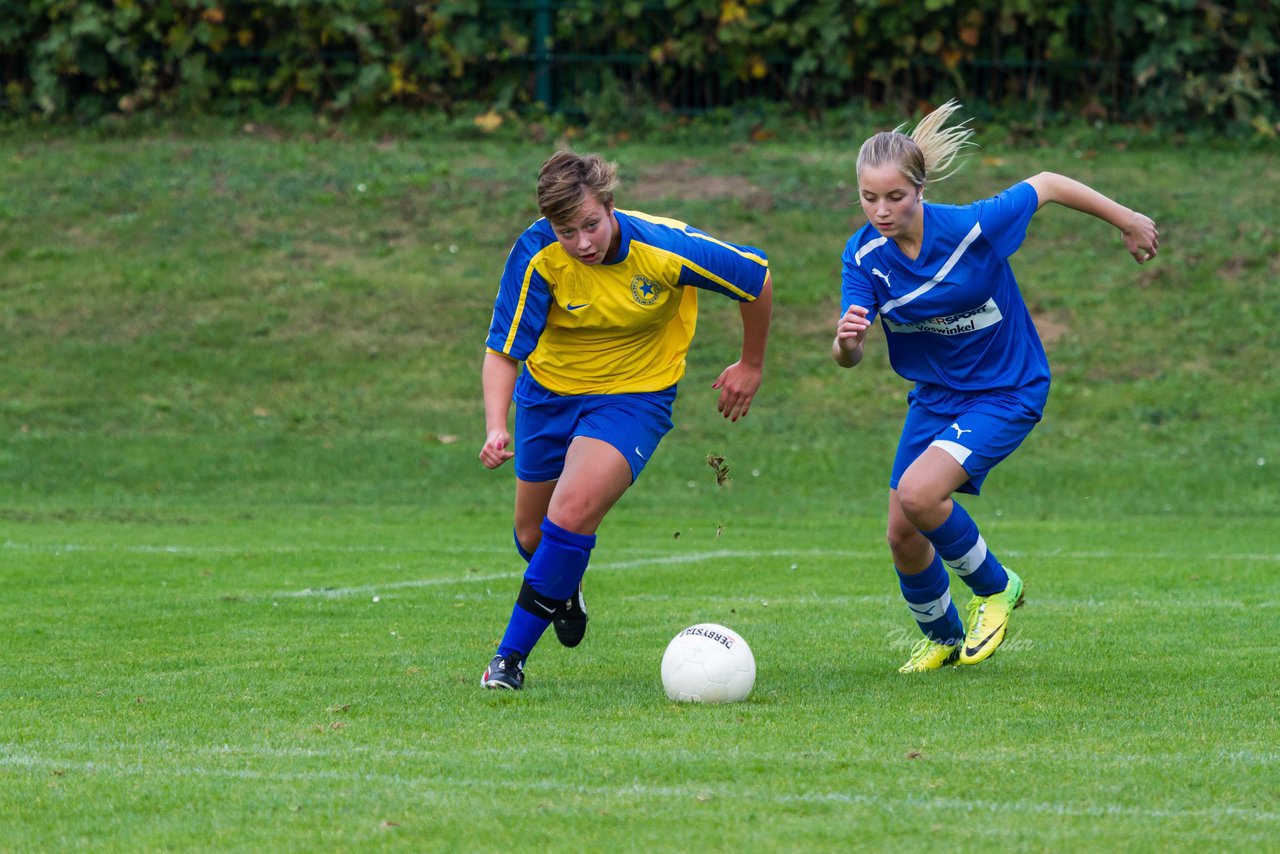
xmin=897 ymin=553 xmax=964 ymax=645
xmin=921 ymin=502 xmax=1008 ymax=597
xmin=497 ymin=518 xmax=596 ymax=659
xmin=514 ymin=528 xmax=533 ymax=563
xmin=495 ymin=605 xmax=554 ymax=662
xmin=527 ymin=518 xmax=595 ymax=599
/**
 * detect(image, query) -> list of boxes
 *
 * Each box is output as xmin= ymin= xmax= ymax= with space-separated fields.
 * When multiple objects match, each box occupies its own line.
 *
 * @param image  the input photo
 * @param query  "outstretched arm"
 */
xmin=1025 ymin=172 xmax=1160 ymax=264
xmin=713 ymin=272 xmax=773 ymax=421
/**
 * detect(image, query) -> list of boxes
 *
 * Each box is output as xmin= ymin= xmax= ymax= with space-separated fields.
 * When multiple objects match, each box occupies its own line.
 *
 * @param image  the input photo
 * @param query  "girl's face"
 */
xmin=552 ymin=196 xmax=617 ymax=265
xmin=857 ymin=163 xmax=923 ymax=239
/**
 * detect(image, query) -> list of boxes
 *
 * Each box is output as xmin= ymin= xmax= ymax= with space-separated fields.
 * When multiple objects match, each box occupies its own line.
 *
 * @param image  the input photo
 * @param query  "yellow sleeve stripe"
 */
xmin=632 ymin=241 xmax=762 ymax=302
xmin=624 ymin=210 xmax=767 ymax=265
xmin=624 ymin=210 xmax=687 ymax=229
xmin=500 ymin=266 xmax=533 ymax=355
xmin=622 ymin=209 xmax=768 ymax=288
xmin=687 ymin=229 xmax=769 ymax=266
xmin=501 ymin=243 xmax=558 ymax=355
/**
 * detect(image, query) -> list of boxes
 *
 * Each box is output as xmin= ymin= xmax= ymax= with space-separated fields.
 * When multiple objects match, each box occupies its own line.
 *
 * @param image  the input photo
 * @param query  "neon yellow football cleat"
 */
xmin=898 ymin=638 xmax=960 ymax=673
xmin=958 ymin=568 xmax=1025 ymax=665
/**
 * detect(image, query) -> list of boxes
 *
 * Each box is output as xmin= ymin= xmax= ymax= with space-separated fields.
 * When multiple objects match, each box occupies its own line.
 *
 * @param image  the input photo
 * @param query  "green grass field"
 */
xmin=1 ymin=118 xmax=1277 ymax=851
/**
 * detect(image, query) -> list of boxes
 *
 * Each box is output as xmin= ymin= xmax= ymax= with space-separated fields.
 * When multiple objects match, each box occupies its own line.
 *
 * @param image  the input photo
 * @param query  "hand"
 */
xmin=712 ymin=361 xmax=763 ymax=422
xmin=479 ymin=428 xmax=514 ymax=469
xmin=835 ymin=305 xmax=871 ymax=353
xmin=1122 ymin=211 xmax=1159 ymax=264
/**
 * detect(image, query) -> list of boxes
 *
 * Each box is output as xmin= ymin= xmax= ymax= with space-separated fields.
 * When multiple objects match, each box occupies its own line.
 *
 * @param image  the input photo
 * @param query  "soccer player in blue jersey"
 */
xmin=833 ymin=101 xmax=1159 ymax=673
xmin=478 ymin=151 xmax=773 ymax=690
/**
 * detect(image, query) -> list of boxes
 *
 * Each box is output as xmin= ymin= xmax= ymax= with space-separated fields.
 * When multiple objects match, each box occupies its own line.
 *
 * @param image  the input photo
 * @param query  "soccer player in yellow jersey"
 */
xmin=478 ymin=151 xmax=773 ymax=690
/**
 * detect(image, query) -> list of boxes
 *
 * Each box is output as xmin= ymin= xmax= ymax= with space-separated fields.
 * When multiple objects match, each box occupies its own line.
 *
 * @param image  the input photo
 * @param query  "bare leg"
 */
xmin=514 ymin=478 xmax=556 ymax=555
xmin=895 ymin=446 xmax=971 ymax=533
xmin=546 ymin=436 xmax=635 ymax=534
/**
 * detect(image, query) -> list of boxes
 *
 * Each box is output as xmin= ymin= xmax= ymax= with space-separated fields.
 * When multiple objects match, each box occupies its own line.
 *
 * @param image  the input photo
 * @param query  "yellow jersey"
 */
xmin=486 ymin=209 xmax=769 ymax=395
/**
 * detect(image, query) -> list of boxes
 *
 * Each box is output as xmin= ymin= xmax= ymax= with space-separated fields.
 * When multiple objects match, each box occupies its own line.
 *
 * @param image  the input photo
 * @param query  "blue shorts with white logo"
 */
xmin=890 ymin=383 xmax=1048 ymax=496
xmin=513 ymin=370 xmax=676 ymax=483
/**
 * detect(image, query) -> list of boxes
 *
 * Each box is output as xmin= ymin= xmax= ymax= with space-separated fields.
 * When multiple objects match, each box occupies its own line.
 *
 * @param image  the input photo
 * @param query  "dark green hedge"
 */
xmin=2 ymin=0 xmax=1276 ymax=133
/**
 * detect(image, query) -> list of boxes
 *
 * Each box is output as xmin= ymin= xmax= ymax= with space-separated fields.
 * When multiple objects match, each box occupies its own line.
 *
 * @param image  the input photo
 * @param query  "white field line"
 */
xmin=4 ymin=540 xmax=1279 ymax=564
xmin=272 ymin=570 xmax=525 ymax=597
xmin=0 ymin=540 xmax=502 ymax=556
xmin=2 ymin=748 xmax=1276 ymax=824
xmin=267 ymin=546 xmax=1280 ymax=600
xmin=269 ymin=548 xmax=845 ymax=598
xmin=4 ymin=538 xmax=1276 ymax=600
xmin=10 ymin=740 xmax=1275 ymax=769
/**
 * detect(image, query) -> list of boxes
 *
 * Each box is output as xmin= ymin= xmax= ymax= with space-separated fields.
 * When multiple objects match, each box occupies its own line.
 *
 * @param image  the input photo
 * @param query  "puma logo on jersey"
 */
xmin=871 ymin=268 xmax=892 ymax=286
xmin=950 ymin=423 xmax=973 ymax=439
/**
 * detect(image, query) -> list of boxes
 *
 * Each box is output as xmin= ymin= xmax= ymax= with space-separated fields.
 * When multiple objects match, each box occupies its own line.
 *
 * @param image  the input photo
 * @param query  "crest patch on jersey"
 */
xmin=630 ymin=275 xmax=662 ymax=305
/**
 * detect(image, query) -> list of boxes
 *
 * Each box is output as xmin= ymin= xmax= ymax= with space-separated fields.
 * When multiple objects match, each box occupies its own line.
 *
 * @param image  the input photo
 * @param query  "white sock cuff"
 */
xmin=946 ymin=536 xmax=988 ymax=576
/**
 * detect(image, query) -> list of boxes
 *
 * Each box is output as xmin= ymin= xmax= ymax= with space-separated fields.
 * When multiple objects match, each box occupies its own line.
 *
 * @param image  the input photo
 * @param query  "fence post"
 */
xmin=534 ymin=0 xmax=554 ymax=110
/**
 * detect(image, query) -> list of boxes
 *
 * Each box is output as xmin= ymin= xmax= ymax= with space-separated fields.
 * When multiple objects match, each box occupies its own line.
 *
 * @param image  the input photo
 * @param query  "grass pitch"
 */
xmin=5 ymin=507 xmax=1276 ymax=851
xmin=1 ymin=119 xmax=1277 ymax=851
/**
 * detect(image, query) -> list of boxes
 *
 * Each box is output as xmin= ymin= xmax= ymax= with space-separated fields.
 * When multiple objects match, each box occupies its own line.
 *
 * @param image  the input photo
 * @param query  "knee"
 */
xmin=886 ymin=521 xmax=926 ymax=563
xmin=896 ymin=475 xmax=944 ymax=528
xmin=546 ymin=495 xmax=603 ymax=536
xmin=514 ymin=520 xmax=542 ymax=555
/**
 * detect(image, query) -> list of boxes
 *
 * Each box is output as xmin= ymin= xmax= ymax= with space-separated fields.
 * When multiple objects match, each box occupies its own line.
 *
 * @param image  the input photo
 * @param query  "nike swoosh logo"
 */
xmin=907 ymin=605 xmax=934 ymax=616
xmin=635 ymin=446 xmax=646 ymax=459
xmin=566 ymin=302 xmax=589 ymax=311
xmin=533 ymin=601 xmax=555 ymax=614
xmin=964 ymin=619 xmax=1007 ymax=657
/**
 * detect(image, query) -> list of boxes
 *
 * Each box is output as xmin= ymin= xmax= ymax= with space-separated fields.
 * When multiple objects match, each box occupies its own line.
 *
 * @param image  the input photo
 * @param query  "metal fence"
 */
xmin=483 ymin=1 xmax=1136 ymax=118
xmin=13 ymin=0 xmax=1272 ymax=125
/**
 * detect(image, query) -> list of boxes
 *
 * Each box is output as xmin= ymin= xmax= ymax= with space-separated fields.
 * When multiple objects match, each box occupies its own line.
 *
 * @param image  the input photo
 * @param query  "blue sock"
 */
xmin=495 ymin=604 xmax=552 ymax=661
xmin=897 ymin=553 xmax=964 ymax=645
xmin=514 ymin=528 xmax=533 ymax=563
xmin=496 ymin=518 xmax=597 ymax=659
xmin=921 ymin=502 xmax=1008 ymax=597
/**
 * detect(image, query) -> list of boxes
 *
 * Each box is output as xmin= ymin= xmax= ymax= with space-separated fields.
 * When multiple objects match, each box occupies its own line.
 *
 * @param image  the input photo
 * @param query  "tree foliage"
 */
xmin=1 ymin=0 xmax=1275 ymax=133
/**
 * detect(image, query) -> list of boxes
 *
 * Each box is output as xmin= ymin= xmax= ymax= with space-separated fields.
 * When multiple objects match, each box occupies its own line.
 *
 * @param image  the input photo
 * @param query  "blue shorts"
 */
xmin=513 ymin=371 xmax=676 ymax=483
xmin=890 ymin=384 xmax=1047 ymax=496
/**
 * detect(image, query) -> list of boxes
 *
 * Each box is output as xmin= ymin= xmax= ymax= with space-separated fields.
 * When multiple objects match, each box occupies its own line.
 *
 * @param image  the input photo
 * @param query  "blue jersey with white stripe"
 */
xmin=840 ymin=181 xmax=1049 ymax=398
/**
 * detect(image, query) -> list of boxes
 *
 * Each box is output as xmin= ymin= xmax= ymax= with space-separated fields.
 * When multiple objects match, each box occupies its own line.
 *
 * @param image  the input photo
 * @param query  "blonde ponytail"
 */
xmin=857 ymin=99 xmax=977 ymax=189
xmin=910 ymin=100 xmax=976 ymax=183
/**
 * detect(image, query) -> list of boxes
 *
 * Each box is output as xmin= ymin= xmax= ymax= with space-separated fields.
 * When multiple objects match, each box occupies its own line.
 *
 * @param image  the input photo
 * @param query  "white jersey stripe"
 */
xmin=853 ymin=236 xmax=887 ymax=266
xmin=880 ymin=222 xmax=983 ymax=313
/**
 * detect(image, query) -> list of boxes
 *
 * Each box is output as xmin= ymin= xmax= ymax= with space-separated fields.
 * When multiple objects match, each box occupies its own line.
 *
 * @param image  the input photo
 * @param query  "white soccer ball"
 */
xmin=660 ymin=623 xmax=755 ymax=703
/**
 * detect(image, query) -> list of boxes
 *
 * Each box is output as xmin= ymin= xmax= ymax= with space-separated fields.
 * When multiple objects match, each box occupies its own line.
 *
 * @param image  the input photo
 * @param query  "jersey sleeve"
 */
xmin=840 ymin=237 xmax=879 ymax=322
xmin=671 ymin=225 xmax=769 ymax=301
xmin=975 ymin=181 xmax=1039 ymax=258
xmin=485 ymin=226 xmax=553 ymax=361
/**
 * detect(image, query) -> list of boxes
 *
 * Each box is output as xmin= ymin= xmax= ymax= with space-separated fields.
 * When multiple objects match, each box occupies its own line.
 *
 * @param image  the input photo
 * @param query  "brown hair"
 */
xmin=536 ymin=151 xmax=620 ymax=225
xmin=856 ymin=99 xmax=976 ymax=190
